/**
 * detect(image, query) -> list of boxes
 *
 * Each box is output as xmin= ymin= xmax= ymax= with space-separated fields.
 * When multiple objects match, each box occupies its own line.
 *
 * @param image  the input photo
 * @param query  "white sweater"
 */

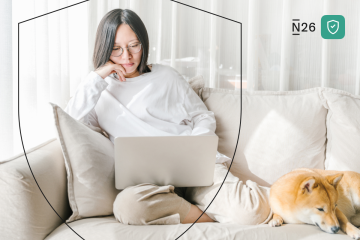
xmin=64 ymin=63 xmax=231 ymax=163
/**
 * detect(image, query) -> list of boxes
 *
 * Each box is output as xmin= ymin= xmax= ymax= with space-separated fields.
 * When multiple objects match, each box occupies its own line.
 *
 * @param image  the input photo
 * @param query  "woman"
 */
xmin=65 ymin=8 xmax=272 ymax=225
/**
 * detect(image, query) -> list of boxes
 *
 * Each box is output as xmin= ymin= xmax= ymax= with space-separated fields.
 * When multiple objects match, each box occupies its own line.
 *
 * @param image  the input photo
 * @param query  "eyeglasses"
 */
xmin=111 ymin=43 xmax=142 ymax=57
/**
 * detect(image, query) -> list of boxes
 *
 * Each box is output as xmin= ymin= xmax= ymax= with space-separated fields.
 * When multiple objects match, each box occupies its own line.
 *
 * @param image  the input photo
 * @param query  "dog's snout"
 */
xmin=331 ymin=226 xmax=340 ymax=233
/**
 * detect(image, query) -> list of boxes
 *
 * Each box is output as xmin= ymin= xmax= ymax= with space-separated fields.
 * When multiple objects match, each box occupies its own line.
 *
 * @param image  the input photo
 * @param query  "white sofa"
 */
xmin=2 ymin=85 xmax=360 ymax=240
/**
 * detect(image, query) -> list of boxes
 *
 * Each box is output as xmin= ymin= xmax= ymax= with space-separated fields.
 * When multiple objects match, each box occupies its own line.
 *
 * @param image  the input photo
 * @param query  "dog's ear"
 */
xmin=301 ymin=177 xmax=316 ymax=194
xmin=326 ymin=173 xmax=343 ymax=189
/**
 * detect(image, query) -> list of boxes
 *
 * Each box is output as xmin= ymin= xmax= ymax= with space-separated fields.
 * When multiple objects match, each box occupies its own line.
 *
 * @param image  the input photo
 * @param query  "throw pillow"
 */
xmin=322 ymin=88 xmax=360 ymax=172
xmin=188 ymin=75 xmax=205 ymax=96
xmin=201 ymin=87 xmax=327 ymax=187
xmin=50 ymin=102 xmax=120 ymax=223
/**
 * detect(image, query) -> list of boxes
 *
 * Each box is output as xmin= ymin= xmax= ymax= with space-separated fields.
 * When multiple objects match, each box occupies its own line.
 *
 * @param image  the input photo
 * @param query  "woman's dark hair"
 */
xmin=93 ymin=9 xmax=151 ymax=74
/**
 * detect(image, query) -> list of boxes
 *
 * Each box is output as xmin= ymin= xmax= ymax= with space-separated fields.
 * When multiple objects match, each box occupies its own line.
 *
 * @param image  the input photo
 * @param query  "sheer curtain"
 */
xmin=7 ymin=0 xmax=89 ymax=161
xmin=244 ymin=0 xmax=360 ymax=93
xmin=0 ymin=0 xmax=13 ymax=161
xmin=1 ymin=0 xmax=360 ymax=160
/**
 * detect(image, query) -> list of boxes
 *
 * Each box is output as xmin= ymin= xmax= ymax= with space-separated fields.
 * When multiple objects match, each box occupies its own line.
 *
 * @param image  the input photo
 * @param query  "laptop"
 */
xmin=114 ymin=135 xmax=218 ymax=190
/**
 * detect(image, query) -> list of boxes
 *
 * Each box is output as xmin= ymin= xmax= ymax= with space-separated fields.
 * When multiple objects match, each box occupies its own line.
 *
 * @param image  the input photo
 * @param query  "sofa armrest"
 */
xmin=0 ymin=138 xmax=71 ymax=240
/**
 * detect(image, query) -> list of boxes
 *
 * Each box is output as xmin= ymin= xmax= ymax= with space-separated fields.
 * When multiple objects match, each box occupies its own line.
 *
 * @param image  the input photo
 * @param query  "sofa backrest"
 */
xmin=201 ymin=87 xmax=328 ymax=187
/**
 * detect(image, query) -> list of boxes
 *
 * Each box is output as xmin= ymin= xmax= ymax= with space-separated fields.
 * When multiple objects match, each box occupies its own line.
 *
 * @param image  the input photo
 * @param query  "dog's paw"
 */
xmin=347 ymin=225 xmax=360 ymax=239
xmin=268 ymin=218 xmax=283 ymax=227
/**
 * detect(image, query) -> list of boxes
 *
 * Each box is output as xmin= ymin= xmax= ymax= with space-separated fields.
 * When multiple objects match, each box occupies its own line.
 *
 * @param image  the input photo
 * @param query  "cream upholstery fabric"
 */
xmin=0 ymin=139 xmax=71 ymax=240
xmin=201 ymin=87 xmax=327 ymax=187
xmin=45 ymin=215 xmax=350 ymax=240
xmin=322 ymin=88 xmax=360 ymax=171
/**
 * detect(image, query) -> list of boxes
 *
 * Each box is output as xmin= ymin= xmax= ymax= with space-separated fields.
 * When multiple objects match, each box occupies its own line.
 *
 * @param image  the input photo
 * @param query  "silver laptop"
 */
xmin=114 ymin=135 xmax=218 ymax=190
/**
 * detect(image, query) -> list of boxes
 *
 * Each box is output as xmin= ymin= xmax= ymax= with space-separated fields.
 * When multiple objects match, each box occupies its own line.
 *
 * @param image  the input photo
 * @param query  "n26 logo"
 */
xmin=292 ymin=19 xmax=315 ymax=35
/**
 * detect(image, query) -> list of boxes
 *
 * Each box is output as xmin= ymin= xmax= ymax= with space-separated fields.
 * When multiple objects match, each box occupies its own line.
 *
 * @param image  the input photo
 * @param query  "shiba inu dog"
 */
xmin=269 ymin=168 xmax=360 ymax=239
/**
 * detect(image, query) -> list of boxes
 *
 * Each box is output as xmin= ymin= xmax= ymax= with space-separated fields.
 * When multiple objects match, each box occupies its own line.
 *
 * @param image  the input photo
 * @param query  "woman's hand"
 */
xmin=95 ymin=60 xmax=127 ymax=82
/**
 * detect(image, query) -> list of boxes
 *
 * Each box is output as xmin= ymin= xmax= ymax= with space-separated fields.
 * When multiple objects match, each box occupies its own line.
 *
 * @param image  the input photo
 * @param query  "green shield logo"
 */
xmin=321 ymin=15 xmax=345 ymax=39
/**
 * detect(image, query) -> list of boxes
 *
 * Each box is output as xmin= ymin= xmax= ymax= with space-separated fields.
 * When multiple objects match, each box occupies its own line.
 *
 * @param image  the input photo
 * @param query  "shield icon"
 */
xmin=327 ymin=20 xmax=339 ymax=34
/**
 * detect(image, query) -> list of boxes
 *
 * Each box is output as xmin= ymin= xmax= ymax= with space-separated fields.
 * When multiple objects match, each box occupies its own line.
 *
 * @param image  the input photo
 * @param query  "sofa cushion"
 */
xmin=0 ymin=139 xmax=71 ymax=240
xmin=201 ymin=87 xmax=327 ymax=187
xmin=50 ymin=102 xmax=120 ymax=223
xmin=321 ymin=88 xmax=360 ymax=172
xmin=45 ymin=215 xmax=350 ymax=240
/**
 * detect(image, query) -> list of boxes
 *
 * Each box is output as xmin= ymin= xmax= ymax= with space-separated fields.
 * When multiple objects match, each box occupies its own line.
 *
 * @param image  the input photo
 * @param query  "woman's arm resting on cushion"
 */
xmin=190 ymin=112 xmax=217 ymax=136
xmin=181 ymin=80 xmax=216 ymax=136
xmin=64 ymin=71 xmax=108 ymax=127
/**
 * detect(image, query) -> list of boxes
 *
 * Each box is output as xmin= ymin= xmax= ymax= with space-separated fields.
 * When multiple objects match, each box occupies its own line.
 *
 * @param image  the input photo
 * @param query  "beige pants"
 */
xmin=113 ymin=163 xmax=272 ymax=225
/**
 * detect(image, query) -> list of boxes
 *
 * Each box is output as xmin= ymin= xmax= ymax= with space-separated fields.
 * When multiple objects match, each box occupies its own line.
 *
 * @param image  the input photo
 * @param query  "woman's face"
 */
xmin=110 ymin=24 xmax=143 ymax=78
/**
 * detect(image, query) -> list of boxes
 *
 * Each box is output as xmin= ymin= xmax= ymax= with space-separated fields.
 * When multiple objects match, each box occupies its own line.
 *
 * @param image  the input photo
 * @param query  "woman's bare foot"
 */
xmin=182 ymin=204 xmax=215 ymax=223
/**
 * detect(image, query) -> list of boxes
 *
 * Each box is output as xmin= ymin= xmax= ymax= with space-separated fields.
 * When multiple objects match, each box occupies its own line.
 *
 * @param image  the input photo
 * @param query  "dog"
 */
xmin=268 ymin=168 xmax=360 ymax=239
